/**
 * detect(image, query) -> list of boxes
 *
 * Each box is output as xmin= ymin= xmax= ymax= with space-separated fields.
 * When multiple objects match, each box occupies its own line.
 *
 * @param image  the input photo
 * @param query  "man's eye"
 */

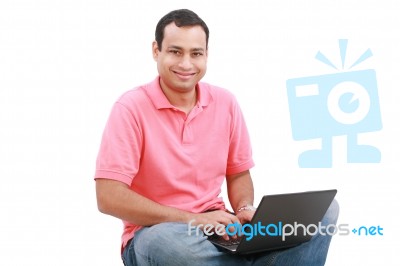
xmin=169 ymin=50 xmax=180 ymax=55
xmin=193 ymin=52 xmax=203 ymax=57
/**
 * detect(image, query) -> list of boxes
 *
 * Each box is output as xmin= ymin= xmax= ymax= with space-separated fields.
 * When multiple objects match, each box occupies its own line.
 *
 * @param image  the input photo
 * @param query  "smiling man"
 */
xmin=94 ymin=9 xmax=339 ymax=266
xmin=154 ymin=22 xmax=207 ymax=113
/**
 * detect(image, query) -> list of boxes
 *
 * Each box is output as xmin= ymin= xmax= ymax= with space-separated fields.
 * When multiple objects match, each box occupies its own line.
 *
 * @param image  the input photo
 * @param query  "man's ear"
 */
xmin=152 ymin=41 xmax=159 ymax=61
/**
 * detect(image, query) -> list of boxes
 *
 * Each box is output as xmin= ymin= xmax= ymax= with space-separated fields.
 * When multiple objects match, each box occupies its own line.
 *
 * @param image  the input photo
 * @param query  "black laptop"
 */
xmin=208 ymin=189 xmax=337 ymax=254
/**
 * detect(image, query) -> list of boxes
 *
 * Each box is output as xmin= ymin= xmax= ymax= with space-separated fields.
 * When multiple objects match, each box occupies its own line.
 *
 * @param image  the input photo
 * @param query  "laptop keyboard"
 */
xmin=209 ymin=235 xmax=243 ymax=247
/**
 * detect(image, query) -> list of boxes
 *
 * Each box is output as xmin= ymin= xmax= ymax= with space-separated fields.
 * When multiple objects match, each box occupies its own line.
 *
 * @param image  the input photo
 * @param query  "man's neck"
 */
xmin=160 ymin=84 xmax=197 ymax=114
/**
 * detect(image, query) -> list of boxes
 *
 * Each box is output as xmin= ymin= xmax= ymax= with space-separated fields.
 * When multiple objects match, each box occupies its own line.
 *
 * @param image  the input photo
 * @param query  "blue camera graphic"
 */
xmin=286 ymin=40 xmax=382 ymax=168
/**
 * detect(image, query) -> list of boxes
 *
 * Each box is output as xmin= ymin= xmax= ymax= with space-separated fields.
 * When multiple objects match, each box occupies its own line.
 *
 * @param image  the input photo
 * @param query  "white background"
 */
xmin=1 ymin=0 xmax=399 ymax=265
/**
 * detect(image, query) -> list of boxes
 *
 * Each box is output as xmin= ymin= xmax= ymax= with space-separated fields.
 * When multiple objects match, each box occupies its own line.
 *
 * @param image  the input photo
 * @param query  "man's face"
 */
xmin=152 ymin=23 xmax=208 ymax=94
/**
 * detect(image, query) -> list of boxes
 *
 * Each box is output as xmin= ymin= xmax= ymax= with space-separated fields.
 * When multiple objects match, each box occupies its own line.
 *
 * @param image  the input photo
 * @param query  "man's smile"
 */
xmin=172 ymin=70 xmax=196 ymax=80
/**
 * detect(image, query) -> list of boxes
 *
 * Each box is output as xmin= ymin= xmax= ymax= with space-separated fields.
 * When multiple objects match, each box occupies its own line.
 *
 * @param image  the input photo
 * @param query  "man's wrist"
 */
xmin=237 ymin=204 xmax=256 ymax=213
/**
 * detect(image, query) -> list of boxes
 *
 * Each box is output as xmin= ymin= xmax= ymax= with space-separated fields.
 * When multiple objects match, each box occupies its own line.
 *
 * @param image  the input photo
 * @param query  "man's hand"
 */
xmin=189 ymin=210 xmax=240 ymax=240
xmin=236 ymin=209 xmax=256 ymax=224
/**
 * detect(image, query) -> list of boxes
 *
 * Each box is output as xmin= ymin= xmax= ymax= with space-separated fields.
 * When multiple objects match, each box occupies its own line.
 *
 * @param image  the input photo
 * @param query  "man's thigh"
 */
xmin=122 ymin=222 xmax=276 ymax=266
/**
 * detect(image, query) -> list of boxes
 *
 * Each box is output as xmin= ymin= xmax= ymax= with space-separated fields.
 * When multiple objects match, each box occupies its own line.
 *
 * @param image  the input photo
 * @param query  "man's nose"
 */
xmin=178 ymin=54 xmax=192 ymax=69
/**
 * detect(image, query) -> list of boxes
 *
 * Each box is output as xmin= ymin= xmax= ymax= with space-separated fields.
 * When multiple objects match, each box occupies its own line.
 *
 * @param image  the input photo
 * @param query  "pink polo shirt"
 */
xmin=95 ymin=77 xmax=254 ymax=249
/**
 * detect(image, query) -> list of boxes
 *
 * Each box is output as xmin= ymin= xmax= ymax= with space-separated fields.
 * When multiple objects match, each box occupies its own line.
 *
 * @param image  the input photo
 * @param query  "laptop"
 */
xmin=208 ymin=189 xmax=337 ymax=254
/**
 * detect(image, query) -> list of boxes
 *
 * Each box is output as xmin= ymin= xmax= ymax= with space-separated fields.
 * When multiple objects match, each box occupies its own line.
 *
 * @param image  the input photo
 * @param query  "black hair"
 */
xmin=155 ymin=9 xmax=209 ymax=51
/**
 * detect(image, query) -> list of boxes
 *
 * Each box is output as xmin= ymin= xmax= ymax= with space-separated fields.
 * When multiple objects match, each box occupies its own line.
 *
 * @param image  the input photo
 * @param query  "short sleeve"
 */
xmin=226 ymin=98 xmax=254 ymax=175
xmin=94 ymin=102 xmax=142 ymax=185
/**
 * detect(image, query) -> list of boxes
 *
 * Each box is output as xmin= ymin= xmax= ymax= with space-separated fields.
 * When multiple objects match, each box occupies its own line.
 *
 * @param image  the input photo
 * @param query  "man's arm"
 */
xmin=226 ymin=170 xmax=255 ymax=224
xmin=96 ymin=179 xmax=191 ymax=226
xmin=96 ymin=178 xmax=240 ymax=238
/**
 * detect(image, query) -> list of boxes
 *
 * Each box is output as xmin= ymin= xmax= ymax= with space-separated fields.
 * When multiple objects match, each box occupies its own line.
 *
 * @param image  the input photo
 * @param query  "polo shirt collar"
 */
xmin=145 ymin=76 xmax=213 ymax=110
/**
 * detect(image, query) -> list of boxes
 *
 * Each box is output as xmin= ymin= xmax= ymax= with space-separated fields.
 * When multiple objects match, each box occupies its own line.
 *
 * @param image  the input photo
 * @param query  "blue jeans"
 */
xmin=122 ymin=199 xmax=339 ymax=266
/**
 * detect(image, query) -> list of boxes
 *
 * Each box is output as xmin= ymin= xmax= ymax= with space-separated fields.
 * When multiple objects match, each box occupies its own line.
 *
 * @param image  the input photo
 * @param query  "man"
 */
xmin=95 ymin=9 xmax=339 ymax=266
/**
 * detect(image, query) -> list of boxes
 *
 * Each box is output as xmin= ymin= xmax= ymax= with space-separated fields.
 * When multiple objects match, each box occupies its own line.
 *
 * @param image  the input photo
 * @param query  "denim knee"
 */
xmin=323 ymin=199 xmax=340 ymax=225
xmin=133 ymin=222 xmax=202 ymax=263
